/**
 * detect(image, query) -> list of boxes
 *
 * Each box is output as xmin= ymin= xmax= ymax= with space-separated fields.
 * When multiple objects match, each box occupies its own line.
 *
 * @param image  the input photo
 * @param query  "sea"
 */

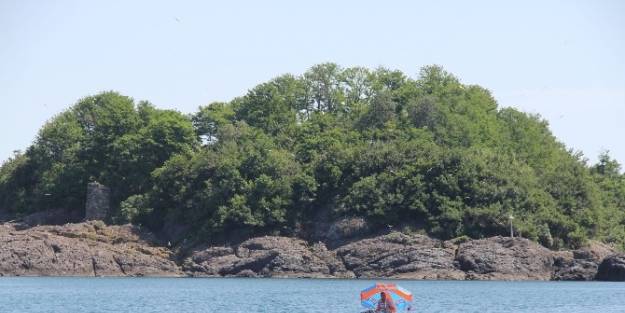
xmin=1 ymin=277 xmax=624 ymax=313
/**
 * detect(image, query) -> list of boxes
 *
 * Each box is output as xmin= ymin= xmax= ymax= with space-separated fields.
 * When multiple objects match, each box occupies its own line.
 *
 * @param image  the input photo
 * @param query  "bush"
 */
xmin=118 ymin=194 xmax=152 ymax=224
xmin=1 ymin=65 xmax=623 ymax=250
xmin=450 ymin=235 xmax=471 ymax=244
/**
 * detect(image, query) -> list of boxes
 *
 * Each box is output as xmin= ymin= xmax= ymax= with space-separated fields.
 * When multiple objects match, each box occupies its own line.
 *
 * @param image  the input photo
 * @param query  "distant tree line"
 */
xmin=1 ymin=64 xmax=624 ymax=249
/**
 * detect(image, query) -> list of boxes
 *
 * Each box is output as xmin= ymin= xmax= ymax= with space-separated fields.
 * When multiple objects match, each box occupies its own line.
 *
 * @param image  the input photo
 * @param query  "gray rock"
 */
xmin=21 ymin=208 xmax=82 ymax=226
xmin=0 ymin=222 xmax=181 ymax=277
xmin=596 ymin=254 xmax=625 ymax=281
xmin=455 ymin=236 xmax=554 ymax=280
xmin=551 ymin=242 xmax=616 ymax=281
xmin=336 ymin=232 xmax=465 ymax=279
xmin=1 ymin=219 xmax=620 ymax=281
xmin=185 ymin=236 xmax=353 ymax=278
xmin=326 ymin=217 xmax=370 ymax=242
xmin=552 ymin=254 xmax=598 ymax=281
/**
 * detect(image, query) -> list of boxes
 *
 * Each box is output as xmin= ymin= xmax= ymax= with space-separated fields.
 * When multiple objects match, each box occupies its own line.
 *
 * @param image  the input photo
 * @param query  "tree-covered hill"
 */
xmin=1 ymin=64 xmax=624 ymax=250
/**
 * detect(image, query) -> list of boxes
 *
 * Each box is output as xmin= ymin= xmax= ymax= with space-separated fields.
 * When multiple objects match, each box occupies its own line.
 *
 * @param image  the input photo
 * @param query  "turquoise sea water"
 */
xmin=1 ymin=278 xmax=624 ymax=313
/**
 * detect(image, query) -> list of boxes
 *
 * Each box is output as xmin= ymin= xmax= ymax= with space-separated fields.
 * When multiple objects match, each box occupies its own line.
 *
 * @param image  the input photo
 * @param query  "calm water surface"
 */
xmin=1 ymin=278 xmax=624 ymax=313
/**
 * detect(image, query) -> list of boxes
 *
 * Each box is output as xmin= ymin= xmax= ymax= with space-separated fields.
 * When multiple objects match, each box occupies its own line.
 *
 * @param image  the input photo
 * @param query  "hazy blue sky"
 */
xmin=1 ymin=0 xmax=624 ymax=166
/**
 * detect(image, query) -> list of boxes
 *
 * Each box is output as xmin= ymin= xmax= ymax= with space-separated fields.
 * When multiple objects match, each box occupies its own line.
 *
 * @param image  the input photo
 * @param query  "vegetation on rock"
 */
xmin=1 ymin=64 xmax=624 ymax=249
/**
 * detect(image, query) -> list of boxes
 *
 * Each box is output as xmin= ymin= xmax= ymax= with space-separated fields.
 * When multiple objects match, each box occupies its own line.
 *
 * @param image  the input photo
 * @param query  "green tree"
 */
xmin=2 ymin=64 xmax=623 ymax=250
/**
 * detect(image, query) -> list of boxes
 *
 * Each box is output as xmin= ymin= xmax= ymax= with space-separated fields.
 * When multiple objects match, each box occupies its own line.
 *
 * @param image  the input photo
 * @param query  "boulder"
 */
xmin=455 ymin=236 xmax=553 ymax=280
xmin=336 ymin=232 xmax=465 ymax=279
xmin=552 ymin=251 xmax=598 ymax=281
xmin=551 ymin=242 xmax=617 ymax=281
xmin=184 ymin=236 xmax=353 ymax=278
xmin=326 ymin=217 xmax=370 ymax=243
xmin=596 ymin=254 xmax=625 ymax=281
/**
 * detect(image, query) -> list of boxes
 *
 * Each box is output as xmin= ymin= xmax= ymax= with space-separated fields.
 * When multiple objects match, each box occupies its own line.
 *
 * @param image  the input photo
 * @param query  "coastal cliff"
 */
xmin=1 ymin=221 xmax=623 ymax=281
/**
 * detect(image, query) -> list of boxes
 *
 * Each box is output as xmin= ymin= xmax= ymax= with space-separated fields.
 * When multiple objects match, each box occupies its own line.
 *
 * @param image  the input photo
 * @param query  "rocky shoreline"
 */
xmin=1 ymin=221 xmax=624 ymax=281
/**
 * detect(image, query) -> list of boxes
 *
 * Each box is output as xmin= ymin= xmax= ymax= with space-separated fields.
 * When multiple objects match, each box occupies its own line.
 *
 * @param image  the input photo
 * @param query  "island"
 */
xmin=1 ymin=64 xmax=624 ymax=280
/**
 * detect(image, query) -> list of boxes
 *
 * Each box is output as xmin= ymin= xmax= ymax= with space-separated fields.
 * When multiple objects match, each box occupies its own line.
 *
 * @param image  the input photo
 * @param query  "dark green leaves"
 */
xmin=2 ymin=65 xmax=623 ymax=250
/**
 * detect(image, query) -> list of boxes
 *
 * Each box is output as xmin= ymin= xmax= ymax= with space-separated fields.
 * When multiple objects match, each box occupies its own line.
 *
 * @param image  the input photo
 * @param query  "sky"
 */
xmin=1 ymin=0 xmax=624 ymax=167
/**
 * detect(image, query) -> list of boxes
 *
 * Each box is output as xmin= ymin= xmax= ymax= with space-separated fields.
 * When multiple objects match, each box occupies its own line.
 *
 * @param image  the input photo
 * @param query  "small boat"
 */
xmin=360 ymin=282 xmax=413 ymax=312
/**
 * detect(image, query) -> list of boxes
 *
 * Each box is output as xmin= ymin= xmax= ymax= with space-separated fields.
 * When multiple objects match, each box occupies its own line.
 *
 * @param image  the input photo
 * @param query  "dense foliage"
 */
xmin=1 ymin=64 xmax=624 ymax=249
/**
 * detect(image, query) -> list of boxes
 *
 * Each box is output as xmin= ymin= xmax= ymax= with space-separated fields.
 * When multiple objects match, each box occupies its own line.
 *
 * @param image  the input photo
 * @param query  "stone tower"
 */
xmin=85 ymin=181 xmax=110 ymax=221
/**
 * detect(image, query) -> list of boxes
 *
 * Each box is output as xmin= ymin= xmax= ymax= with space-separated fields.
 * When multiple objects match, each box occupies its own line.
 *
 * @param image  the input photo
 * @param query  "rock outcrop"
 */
xmin=551 ymin=242 xmax=617 ymax=281
xmin=1 ymin=220 xmax=623 ymax=280
xmin=20 ymin=208 xmax=83 ymax=226
xmin=335 ymin=233 xmax=465 ymax=279
xmin=184 ymin=236 xmax=352 ymax=278
xmin=0 ymin=222 xmax=181 ymax=277
xmin=596 ymin=254 xmax=625 ymax=281
xmin=455 ymin=236 xmax=554 ymax=280
xmin=552 ymin=252 xmax=598 ymax=281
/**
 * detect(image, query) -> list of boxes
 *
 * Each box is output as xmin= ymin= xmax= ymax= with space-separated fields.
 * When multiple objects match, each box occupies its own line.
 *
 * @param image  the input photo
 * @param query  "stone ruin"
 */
xmin=85 ymin=181 xmax=110 ymax=221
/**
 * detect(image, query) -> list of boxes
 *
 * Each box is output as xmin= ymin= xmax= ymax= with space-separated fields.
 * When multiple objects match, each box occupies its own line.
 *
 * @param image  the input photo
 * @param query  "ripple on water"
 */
xmin=0 ymin=278 xmax=624 ymax=313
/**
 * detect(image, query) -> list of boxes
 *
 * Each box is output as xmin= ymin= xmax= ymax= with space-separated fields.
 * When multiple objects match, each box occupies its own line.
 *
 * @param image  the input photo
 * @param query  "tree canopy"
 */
xmin=1 ymin=65 xmax=624 ymax=250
